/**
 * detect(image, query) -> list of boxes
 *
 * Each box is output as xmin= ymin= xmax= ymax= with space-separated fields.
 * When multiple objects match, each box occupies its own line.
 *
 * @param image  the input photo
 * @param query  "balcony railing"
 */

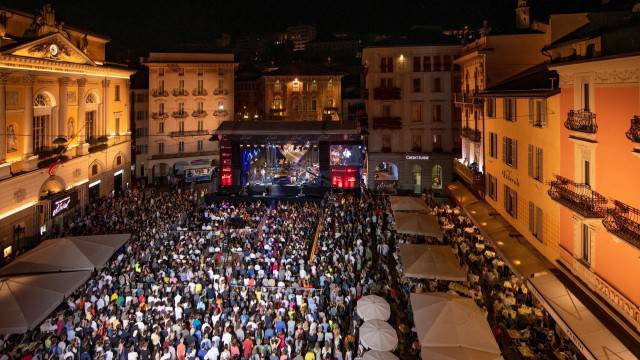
xmin=151 ymin=150 xmax=218 ymax=160
xmin=151 ymin=89 xmax=169 ymax=97
xmin=172 ymin=88 xmax=189 ymax=97
xmin=625 ymin=115 xmax=640 ymax=143
xmin=372 ymin=116 xmax=402 ymax=130
xmin=462 ymin=127 xmax=481 ymax=142
xmin=454 ymin=92 xmax=483 ymax=106
xmin=151 ymin=112 xmax=169 ymax=120
xmin=191 ymin=88 xmax=208 ymax=96
xmin=603 ymin=200 xmax=640 ymax=249
xmin=565 ymin=110 xmax=597 ymax=134
xmin=169 ymin=130 xmax=209 ymax=138
xmin=191 ymin=110 xmax=208 ymax=118
xmin=453 ymin=159 xmax=484 ymax=194
xmin=548 ymin=175 xmax=607 ymax=218
xmin=213 ymin=88 xmax=229 ymax=96
xmin=214 ymin=109 xmax=229 ymax=117
xmin=373 ymin=87 xmax=401 ymax=100
xmin=171 ymin=111 xmax=189 ymax=119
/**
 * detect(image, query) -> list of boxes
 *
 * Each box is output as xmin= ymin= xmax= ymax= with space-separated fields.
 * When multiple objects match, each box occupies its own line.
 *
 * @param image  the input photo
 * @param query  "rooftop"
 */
xmin=479 ymin=63 xmax=559 ymax=97
xmin=262 ymin=63 xmax=344 ymax=77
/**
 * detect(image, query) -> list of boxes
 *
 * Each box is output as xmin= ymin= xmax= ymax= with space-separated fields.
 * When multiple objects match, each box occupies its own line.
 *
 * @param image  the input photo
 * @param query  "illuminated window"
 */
xmin=311 ymin=80 xmax=318 ymax=92
xmin=292 ymin=79 xmax=301 ymax=92
xmin=274 ymin=81 xmax=282 ymax=92
xmin=273 ymin=96 xmax=282 ymax=109
xmin=327 ymin=97 xmax=334 ymax=107
xmin=327 ymin=79 xmax=333 ymax=91
xmin=86 ymin=93 xmax=97 ymax=104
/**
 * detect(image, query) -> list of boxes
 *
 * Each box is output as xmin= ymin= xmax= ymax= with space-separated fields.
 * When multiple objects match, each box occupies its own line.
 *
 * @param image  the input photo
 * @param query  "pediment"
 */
xmin=2 ymin=33 xmax=96 ymax=66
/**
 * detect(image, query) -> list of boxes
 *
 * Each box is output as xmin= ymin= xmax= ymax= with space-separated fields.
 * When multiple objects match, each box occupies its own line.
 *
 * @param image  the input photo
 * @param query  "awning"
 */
xmin=389 ymin=196 xmax=429 ymax=212
xmin=528 ymin=273 xmax=634 ymax=360
xmin=394 ymin=212 xmax=443 ymax=239
xmin=399 ymin=244 xmax=466 ymax=281
xmin=0 ymin=271 xmax=91 ymax=334
xmin=410 ymin=293 xmax=501 ymax=356
xmin=0 ymin=234 xmax=130 ymax=277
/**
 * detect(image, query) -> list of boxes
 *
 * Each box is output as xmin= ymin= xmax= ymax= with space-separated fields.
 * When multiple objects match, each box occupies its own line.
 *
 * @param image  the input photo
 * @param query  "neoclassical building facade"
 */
xmin=0 ymin=5 xmax=134 ymax=254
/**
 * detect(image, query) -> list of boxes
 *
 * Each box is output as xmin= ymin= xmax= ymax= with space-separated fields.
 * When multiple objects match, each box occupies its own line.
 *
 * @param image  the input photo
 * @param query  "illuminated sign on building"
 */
xmin=50 ymin=191 xmax=78 ymax=217
xmin=405 ymin=154 xmax=430 ymax=160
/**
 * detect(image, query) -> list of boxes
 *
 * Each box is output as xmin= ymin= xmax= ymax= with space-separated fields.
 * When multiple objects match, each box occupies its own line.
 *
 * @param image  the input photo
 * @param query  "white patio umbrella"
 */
xmin=357 ymin=295 xmax=391 ymax=321
xmin=362 ymin=350 xmax=399 ymax=360
xmin=359 ymin=319 xmax=398 ymax=351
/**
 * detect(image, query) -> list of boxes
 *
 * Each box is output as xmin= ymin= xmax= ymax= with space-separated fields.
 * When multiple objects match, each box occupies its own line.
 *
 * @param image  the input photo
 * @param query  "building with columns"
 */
xmin=141 ymin=52 xmax=235 ymax=183
xmin=0 ymin=5 xmax=134 ymax=256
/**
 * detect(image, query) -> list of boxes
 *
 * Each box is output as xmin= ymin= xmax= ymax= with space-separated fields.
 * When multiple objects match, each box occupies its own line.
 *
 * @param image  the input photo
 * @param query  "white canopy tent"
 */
xmin=357 ymin=295 xmax=391 ymax=321
xmin=0 ymin=271 xmax=91 ymax=334
xmin=389 ymin=196 xmax=429 ymax=212
xmin=362 ymin=350 xmax=399 ymax=360
xmin=393 ymin=212 xmax=443 ymax=239
xmin=0 ymin=234 xmax=130 ymax=277
xmin=359 ymin=319 xmax=398 ymax=352
xmin=398 ymin=244 xmax=466 ymax=281
xmin=410 ymin=293 xmax=500 ymax=357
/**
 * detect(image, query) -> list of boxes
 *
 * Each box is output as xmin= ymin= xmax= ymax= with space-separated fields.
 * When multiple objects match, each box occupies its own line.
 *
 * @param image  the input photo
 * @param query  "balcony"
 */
xmin=462 ymin=127 xmax=481 ymax=142
xmin=453 ymin=159 xmax=484 ymax=194
xmin=151 ymin=89 xmax=169 ymax=97
xmin=548 ymin=175 xmax=607 ymax=218
xmin=372 ymin=116 xmax=402 ymax=130
xmin=151 ymin=112 xmax=169 ymax=120
xmin=172 ymin=88 xmax=189 ymax=97
xmin=214 ymin=88 xmax=229 ymax=96
xmin=191 ymin=88 xmax=208 ymax=96
xmin=454 ymin=92 xmax=483 ymax=107
xmin=373 ymin=87 xmax=401 ymax=100
xmin=564 ymin=110 xmax=597 ymax=134
xmin=169 ymin=130 xmax=209 ymax=138
xmin=625 ymin=115 xmax=640 ymax=143
xmin=191 ymin=110 xmax=208 ymax=118
xmin=214 ymin=109 xmax=229 ymax=117
xmin=603 ymin=200 xmax=640 ymax=248
xmin=171 ymin=111 xmax=189 ymax=119
xmin=151 ymin=150 xmax=218 ymax=160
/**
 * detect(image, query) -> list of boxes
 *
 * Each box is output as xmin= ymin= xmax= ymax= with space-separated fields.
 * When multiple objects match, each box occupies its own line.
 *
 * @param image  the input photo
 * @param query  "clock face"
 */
xmin=49 ymin=44 xmax=59 ymax=56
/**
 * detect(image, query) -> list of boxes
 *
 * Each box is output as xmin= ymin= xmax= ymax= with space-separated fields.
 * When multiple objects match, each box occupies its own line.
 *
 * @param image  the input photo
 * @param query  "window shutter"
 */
xmin=529 ymin=100 xmax=535 ymax=126
xmin=541 ymin=99 xmax=547 ymax=127
xmin=502 ymin=137 xmax=507 ymax=163
xmin=503 ymin=99 xmax=508 ymax=120
xmin=528 ymin=144 xmax=534 ymax=178
xmin=536 ymin=207 xmax=543 ymax=241
xmin=512 ymin=99 xmax=517 ymax=121
xmin=538 ymin=148 xmax=544 ymax=181
xmin=529 ymin=202 xmax=535 ymax=234
xmin=513 ymin=191 xmax=518 ymax=218
xmin=513 ymin=140 xmax=518 ymax=168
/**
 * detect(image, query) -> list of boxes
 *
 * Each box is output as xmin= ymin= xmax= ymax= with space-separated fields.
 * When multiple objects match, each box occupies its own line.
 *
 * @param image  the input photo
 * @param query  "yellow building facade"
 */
xmin=480 ymin=65 xmax=561 ymax=262
xmin=0 ymin=5 xmax=134 ymax=254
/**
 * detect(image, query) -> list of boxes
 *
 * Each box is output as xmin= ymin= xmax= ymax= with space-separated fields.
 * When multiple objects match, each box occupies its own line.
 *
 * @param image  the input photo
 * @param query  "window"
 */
xmin=178 ymin=141 xmax=185 ymax=153
xmin=197 ymin=79 xmax=204 ymax=93
xmin=489 ymin=132 xmax=498 ymax=158
xmin=411 ymin=102 xmax=423 ymax=123
xmin=432 ymin=165 xmax=443 ymax=189
xmin=432 ymin=56 xmax=441 ymax=71
xmin=504 ymin=185 xmax=518 ymax=218
xmin=380 ymin=56 xmax=393 ymax=72
xmin=274 ymin=81 xmax=282 ymax=92
xmin=273 ymin=96 xmax=282 ymax=109
xmin=158 ymin=142 xmax=164 ymax=154
xmin=91 ymin=164 xmax=98 ymax=176
xmin=159 ymin=103 xmax=165 ymax=114
xmin=529 ymin=202 xmax=543 ymax=241
xmin=432 ymin=104 xmax=442 ymax=123
xmin=178 ymin=102 xmax=185 ymax=114
xmin=433 ymin=134 xmax=442 ymax=151
xmin=528 ymin=145 xmax=544 ymax=182
xmin=327 ymin=97 xmax=334 ymax=107
xmin=581 ymin=224 xmax=592 ymax=264
xmin=413 ymin=78 xmax=422 ymax=93
xmin=197 ymin=120 xmax=204 ymax=132
xmin=217 ymin=101 xmax=224 ymax=110
xmin=423 ymin=56 xmax=431 ymax=72
xmin=179 ymin=121 xmax=185 ymax=133
xmin=178 ymin=79 xmax=185 ymax=91
xmin=158 ymin=68 xmax=164 ymax=77
xmin=411 ymin=134 xmax=422 ymax=152
xmin=328 ymin=80 xmax=333 ymax=91
xmin=33 ymin=115 xmax=47 ymax=152
xmin=413 ymin=56 xmax=421 ymax=72
xmin=486 ymin=173 xmax=498 ymax=200
xmin=114 ymin=85 xmax=121 ymax=102
xmin=504 ymin=98 xmax=517 ymax=121
xmin=85 ymin=111 xmax=96 ymax=142
xmin=487 ymin=98 xmax=496 ymax=118
xmin=503 ymin=137 xmax=517 ymax=168
xmin=584 ymin=160 xmax=591 ymax=186
xmin=582 ymin=83 xmax=590 ymax=111
xmin=197 ymin=102 xmax=204 ymax=113
xmin=158 ymin=79 xmax=165 ymax=92
xmin=382 ymin=105 xmax=391 ymax=117
xmin=311 ymin=97 xmax=317 ymax=111
xmin=382 ymin=134 xmax=391 ymax=151
xmin=197 ymin=140 xmax=204 ymax=151
xmin=136 ymin=110 xmax=146 ymax=121
xmin=311 ymin=81 xmax=318 ymax=92
xmin=115 ymin=113 xmax=121 ymax=135
xmin=158 ymin=122 xmax=164 ymax=134
xmin=432 ymin=78 xmax=442 ymax=92
xmin=529 ymin=99 xmax=547 ymax=127
xmin=380 ymin=78 xmax=393 ymax=89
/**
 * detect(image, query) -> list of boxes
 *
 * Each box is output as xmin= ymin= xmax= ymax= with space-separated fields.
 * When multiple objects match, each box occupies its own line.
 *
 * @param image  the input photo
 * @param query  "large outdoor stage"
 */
xmin=214 ymin=120 xmax=364 ymax=198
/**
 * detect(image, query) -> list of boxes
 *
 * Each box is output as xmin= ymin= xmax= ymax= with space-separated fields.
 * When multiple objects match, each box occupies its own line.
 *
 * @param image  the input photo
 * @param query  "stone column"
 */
xmin=23 ymin=74 xmax=35 ymax=156
xmin=0 ymin=72 xmax=8 ymax=162
xmin=58 ymin=77 xmax=69 ymax=139
xmin=76 ymin=78 xmax=87 ymax=144
xmin=102 ymin=79 xmax=110 ymax=137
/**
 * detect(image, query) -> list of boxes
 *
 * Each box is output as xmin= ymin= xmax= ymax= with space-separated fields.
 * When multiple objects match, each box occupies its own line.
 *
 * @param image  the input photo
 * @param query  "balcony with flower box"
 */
xmin=548 ymin=175 xmax=607 ymax=218
xmin=191 ymin=88 xmax=208 ymax=96
xmin=564 ymin=110 xmax=597 ymax=134
xmin=172 ymin=88 xmax=189 ymax=97
xmin=372 ymin=116 xmax=402 ymax=130
xmin=603 ymin=200 xmax=640 ymax=249
xmin=171 ymin=110 xmax=189 ymax=119
xmin=214 ymin=88 xmax=229 ymax=96
xmin=373 ymin=87 xmax=401 ymax=100
xmin=191 ymin=110 xmax=208 ymax=118
xmin=151 ymin=112 xmax=169 ymax=120
xmin=151 ymin=88 xmax=169 ymax=97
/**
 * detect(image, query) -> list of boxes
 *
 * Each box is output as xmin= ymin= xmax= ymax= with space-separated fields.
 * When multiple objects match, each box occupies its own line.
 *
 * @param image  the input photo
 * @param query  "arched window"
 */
xmin=116 ymin=156 xmax=122 ymax=166
xmin=91 ymin=164 xmax=98 ymax=176
xmin=33 ymin=93 xmax=51 ymax=107
xmin=412 ymin=164 xmax=422 ymax=194
xmin=431 ymin=165 xmax=443 ymax=189
xmin=86 ymin=93 xmax=97 ymax=104
xmin=33 ymin=92 xmax=54 ymax=153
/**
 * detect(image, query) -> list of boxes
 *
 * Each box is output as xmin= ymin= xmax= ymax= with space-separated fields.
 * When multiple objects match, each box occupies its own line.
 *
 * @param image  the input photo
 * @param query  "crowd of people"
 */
xmin=0 ymin=184 xmax=586 ymax=360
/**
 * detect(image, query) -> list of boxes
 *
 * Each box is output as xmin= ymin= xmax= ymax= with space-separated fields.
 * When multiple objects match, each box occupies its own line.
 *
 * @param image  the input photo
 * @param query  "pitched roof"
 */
xmin=480 ymin=63 xmax=559 ymax=97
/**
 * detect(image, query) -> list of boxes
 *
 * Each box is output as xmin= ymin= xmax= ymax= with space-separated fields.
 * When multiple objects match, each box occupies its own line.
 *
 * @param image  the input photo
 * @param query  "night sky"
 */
xmin=3 ymin=0 xmax=604 ymax=60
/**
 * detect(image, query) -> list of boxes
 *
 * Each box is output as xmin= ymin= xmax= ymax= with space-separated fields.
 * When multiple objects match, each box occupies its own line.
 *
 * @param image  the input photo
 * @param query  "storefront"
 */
xmin=39 ymin=188 xmax=80 ymax=237
xmin=367 ymin=152 xmax=454 ymax=194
